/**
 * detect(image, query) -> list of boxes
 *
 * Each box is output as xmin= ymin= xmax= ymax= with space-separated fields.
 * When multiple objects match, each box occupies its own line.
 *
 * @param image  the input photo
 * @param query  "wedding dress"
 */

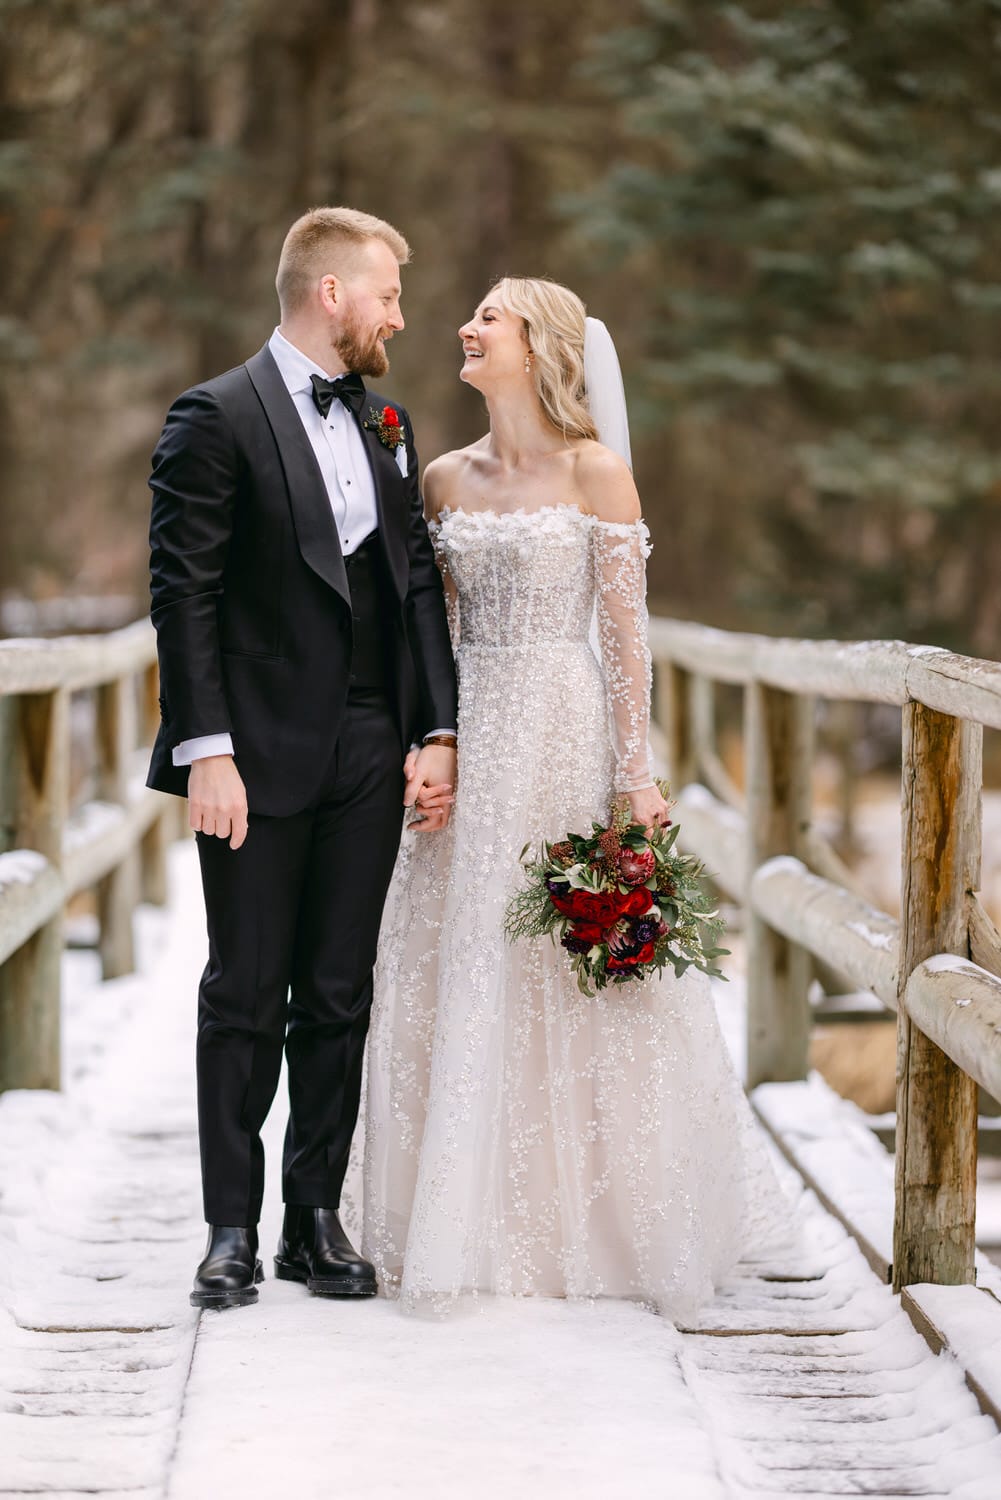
xmin=363 ymin=503 xmax=781 ymax=1320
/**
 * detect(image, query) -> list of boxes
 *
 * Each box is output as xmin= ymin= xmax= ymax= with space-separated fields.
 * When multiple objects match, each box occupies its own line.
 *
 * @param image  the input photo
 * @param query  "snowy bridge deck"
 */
xmin=1 ymin=843 xmax=999 ymax=1500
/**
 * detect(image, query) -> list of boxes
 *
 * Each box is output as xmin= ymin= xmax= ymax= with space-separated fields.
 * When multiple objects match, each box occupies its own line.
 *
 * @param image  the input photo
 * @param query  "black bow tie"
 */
xmin=310 ymin=371 xmax=365 ymax=419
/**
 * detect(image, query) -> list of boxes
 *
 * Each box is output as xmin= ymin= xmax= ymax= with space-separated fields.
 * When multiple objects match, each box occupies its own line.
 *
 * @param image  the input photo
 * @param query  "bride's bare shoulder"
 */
xmin=423 ymin=441 xmax=487 ymax=519
xmin=571 ymin=440 xmax=641 ymax=524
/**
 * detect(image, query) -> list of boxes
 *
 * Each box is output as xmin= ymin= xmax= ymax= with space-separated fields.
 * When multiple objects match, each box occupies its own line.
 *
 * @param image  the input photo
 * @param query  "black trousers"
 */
xmin=194 ymin=687 xmax=404 ymax=1226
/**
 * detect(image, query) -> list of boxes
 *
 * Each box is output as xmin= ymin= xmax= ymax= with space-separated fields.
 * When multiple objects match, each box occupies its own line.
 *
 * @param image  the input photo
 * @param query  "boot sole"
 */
xmin=190 ymin=1259 xmax=264 ymax=1309
xmin=274 ymin=1255 xmax=377 ymax=1298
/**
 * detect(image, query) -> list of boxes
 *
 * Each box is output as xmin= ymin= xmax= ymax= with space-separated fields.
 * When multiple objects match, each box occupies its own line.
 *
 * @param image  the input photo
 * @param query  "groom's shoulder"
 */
xmin=173 ymin=360 xmax=253 ymax=410
xmin=161 ymin=361 xmax=257 ymax=442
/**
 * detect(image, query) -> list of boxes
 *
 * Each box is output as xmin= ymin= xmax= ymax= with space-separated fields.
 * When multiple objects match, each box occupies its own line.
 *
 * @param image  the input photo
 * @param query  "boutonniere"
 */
xmin=365 ymin=404 xmax=405 ymax=451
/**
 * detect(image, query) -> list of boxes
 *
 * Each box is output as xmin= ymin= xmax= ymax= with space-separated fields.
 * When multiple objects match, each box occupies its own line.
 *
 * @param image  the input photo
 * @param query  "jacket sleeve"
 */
xmin=399 ymin=409 xmax=459 ymax=738
xmin=148 ymin=386 xmax=239 ymax=743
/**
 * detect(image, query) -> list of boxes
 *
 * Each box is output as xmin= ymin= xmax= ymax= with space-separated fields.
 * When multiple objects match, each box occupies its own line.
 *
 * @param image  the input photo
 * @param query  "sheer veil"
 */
xmin=583 ymin=316 xmax=632 ymax=467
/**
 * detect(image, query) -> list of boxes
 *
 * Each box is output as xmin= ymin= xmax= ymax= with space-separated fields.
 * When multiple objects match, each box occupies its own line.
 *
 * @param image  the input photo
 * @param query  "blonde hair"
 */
xmin=276 ymin=206 xmax=411 ymax=315
xmin=491 ymin=276 xmax=599 ymax=443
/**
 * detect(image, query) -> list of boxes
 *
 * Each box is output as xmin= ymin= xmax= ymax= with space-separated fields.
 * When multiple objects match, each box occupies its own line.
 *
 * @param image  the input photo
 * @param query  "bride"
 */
xmin=362 ymin=277 xmax=780 ymax=1320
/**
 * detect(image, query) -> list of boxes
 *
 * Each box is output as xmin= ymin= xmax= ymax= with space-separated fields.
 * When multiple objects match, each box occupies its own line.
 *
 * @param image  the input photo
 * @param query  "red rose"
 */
xmin=570 ymin=921 xmax=606 ymax=945
xmin=618 ymin=847 xmax=656 ymax=885
xmin=636 ymin=941 xmax=656 ymax=964
xmin=382 ymin=406 xmax=400 ymax=426
xmin=621 ymin=887 xmax=653 ymax=916
xmin=556 ymin=889 xmax=629 ymax=924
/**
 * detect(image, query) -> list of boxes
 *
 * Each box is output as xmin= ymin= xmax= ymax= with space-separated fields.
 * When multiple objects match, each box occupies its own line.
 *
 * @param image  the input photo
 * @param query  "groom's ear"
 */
xmin=319 ymin=274 xmax=340 ymax=312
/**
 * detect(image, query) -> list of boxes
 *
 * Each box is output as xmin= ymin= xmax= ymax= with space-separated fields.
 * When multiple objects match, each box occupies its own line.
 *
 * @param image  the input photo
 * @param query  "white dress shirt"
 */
xmin=173 ymin=329 xmax=452 ymax=766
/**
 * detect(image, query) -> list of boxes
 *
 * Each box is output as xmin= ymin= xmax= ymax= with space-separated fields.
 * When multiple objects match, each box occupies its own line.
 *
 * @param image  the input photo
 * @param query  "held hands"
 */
xmin=627 ymin=783 xmax=671 ymax=838
xmin=403 ymin=744 xmax=456 ymax=833
xmin=188 ymin=755 xmax=249 ymax=850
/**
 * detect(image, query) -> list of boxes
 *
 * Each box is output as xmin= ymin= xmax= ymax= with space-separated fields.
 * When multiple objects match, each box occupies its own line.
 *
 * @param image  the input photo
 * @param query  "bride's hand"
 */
xmin=626 ymin=784 xmax=671 ymax=837
xmin=404 ymin=744 xmax=456 ymax=834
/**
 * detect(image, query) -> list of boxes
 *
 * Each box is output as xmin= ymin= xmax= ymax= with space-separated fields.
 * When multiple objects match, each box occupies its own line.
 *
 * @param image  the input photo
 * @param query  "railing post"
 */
xmin=0 ymin=689 xmax=69 ymax=1090
xmin=656 ymin=661 xmax=695 ymax=790
xmin=745 ymin=682 xmax=814 ymax=1086
xmin=893 ymin=703 xmax=980 ymax=1290
xmin=139 ymin=662 xmax=169 ymax=906
xmin=96 ymin=674 xmax=137 ymax=978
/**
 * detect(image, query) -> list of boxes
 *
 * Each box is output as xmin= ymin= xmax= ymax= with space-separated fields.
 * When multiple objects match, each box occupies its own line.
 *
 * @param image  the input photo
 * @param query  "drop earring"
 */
xmin=524 ymin=354 xmax=532 ymax=373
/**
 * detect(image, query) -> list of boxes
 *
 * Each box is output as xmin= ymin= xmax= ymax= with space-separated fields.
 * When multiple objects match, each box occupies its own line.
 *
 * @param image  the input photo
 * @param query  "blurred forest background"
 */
xmin=1 ymin=0 xmax=999 ymax=656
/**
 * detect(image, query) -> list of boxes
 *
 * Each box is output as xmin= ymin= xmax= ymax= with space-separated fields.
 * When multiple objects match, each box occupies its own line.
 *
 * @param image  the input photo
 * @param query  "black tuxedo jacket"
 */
xmin=146 ymin=343 xmax=458 ymax=817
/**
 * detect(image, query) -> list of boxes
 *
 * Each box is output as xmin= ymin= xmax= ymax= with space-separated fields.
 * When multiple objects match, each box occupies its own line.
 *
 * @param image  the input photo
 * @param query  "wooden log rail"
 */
xmin=0 ymin=620 xmax=182 ymax=1093
xmin=648 ymin=617 xmax=1001 ymax=1292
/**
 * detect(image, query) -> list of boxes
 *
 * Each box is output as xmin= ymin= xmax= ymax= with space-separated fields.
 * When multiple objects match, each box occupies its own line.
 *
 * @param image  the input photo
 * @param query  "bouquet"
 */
xmin=504 ymin=781 xmax=728 ymax=995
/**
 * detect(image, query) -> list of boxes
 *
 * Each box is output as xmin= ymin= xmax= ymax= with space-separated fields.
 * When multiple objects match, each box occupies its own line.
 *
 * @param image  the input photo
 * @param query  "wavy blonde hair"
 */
xmin=490 ymin=276 xmax=599 ymax=443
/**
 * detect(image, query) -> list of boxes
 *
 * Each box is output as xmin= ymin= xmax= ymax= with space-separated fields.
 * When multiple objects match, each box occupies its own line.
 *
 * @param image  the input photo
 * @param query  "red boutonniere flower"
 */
xmin=366 ymin=404 xmax=405 ymax=451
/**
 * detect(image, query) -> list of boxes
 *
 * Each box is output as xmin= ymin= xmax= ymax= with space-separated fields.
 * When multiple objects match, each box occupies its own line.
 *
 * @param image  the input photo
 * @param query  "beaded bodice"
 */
xmin=429 ymin=504 xmax=654 ymax=793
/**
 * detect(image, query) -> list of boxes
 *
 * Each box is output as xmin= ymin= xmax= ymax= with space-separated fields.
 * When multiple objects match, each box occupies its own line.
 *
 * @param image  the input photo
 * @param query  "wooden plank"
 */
xmin=0 ymin=689 xmax=69 ymax=1091
xmin=139 ymin=663 xmax=169 ymax=906
xmin=901 ymin=1284 xmax=1001 ymax=1428
xmin=970 ymin=893 xmax=1001 ymax=981
xmin=0 ymin=619 xmax=155 ymax=696
xmin=744 ymin=684 xmax=814 ymax=1086
xmin=674 ymin=784 xmax=746 ymax=901
xmin=648 ymin=617 xmax=1001 ymax=728
xmin=893 ymin=703 xmax=981 ymax=1291
xmin=0 ymin=851 xmax=64 ymax=968
xmin=750 ymin=856 xmax=899 ymax=1009
xmin=901 ymin=955 xmax=1001 ymax=1104
xmin=655 ymin=660 xmax=695 ymax=791
xmin=62 ymin=790 xmax=163 ymax=898
xmin=95 ymin=675 xmax=137 ymax=979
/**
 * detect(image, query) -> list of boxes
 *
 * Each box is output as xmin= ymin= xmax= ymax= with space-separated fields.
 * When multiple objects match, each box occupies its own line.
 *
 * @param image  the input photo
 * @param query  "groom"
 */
xmin=147 ymin=207 xmax=458 ymax=1309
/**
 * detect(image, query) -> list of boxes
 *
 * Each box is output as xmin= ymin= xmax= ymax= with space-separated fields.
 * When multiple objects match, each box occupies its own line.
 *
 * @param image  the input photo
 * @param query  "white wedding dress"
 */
xmin=363 ymin=503 xmax=781 ymax=1321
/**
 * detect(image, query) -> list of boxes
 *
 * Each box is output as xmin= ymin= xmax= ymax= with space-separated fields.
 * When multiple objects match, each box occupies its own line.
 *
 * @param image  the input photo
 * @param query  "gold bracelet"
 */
xmin=423 ymin=734 xmax=457 ymax=748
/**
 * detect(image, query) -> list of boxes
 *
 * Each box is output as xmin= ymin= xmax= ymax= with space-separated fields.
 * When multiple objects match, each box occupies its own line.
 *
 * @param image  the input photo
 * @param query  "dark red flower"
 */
xmin=621 ymin=887 xmax=653 ymax=916
xmin=618 ymin=847 xmax=656 ymax=885
xmin=382 ymin=405 xmax=401 ymax=426
xmin=549 ymin=888 xmax=629 ymax=925
xmin=570 ymin=921 xmax=606 ymax=945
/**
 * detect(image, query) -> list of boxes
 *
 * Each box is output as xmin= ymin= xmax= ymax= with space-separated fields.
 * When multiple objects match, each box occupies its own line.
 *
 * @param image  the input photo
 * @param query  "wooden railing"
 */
xmin=648 ymin=620 xmax=1001 ymax=1292
xmin=4 ymin=611 xmax=999 ymax=1294
xmin=0 ymin=620 xmax=182 ymax=1093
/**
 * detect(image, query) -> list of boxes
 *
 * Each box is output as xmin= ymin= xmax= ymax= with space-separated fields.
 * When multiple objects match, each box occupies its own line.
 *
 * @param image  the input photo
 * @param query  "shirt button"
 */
xmin=346 ymin=479 xmax=351 ymax=485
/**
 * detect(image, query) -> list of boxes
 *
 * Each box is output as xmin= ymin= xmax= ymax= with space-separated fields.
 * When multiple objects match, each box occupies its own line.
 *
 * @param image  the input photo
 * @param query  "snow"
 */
xmin=0 ymin=848 xmax=49 ymax=888
xmin=845 ymin=918 xmax=895 ymax=950
xmin=906 ymin=1283 xmax=1001 ymax=1427
xmin=921 ymin=952 xmax=993 ymax=981
xmin=0 ymin=840 xmax=999 ymax=1497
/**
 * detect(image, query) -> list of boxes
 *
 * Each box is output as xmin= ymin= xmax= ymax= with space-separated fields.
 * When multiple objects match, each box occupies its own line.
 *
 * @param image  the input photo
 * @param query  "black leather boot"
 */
xmin=274 ymin=1206 xmax=377 ymax=1297
xmin=190 ymin=1225 xmax=264 ymax=1309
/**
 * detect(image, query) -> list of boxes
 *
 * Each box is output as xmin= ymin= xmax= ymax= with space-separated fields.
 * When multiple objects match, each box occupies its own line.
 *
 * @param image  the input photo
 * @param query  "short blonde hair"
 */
xmin=490 ymin=276 xmax=599 ymax=443
xmin=276 ymin=206 xmax=411 ymax=315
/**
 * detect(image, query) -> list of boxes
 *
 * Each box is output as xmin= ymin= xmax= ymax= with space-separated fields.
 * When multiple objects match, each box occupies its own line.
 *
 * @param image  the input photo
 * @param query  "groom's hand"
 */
xmin=403 ymin=745 xmax=456 ymax=833
xmin=188 ymin=755 xmax=249 ymax=850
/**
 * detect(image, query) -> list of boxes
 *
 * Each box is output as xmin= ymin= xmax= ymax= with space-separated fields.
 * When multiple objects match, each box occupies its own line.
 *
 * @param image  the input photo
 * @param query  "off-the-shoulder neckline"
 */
xmin=432 ymin=504 xmax=647 ymax=528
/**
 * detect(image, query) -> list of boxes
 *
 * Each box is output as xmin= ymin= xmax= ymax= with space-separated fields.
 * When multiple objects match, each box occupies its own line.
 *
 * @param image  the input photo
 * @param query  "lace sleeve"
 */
xmin=428 ymin=519 xmax=460 ymax=650
xmin=592 ymin=518 xmax=655 ymax=794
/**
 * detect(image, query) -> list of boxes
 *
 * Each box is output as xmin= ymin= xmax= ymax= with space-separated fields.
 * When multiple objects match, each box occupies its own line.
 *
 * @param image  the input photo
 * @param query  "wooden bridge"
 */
xmin=1 ymin=618 xmax=1000 ymax=1498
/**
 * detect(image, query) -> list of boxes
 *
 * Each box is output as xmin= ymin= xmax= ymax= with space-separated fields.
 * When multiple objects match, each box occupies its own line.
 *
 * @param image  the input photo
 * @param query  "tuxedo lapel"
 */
xmin=359 ymin=400 xmax=408 ymax=601
xmin=245 ymin=345 xmax=350 ymax=608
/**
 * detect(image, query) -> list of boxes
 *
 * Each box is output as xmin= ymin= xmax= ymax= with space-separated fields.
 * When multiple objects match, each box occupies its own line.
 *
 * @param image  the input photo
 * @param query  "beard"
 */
xmin=333 ymin=309 xmax=390 ymax=379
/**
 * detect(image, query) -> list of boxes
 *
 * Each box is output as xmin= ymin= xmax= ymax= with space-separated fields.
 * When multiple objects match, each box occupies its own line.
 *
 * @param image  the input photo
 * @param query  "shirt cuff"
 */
xmin=172 ymin=733 xmax=235 ymax=767
xmin=423 ymin=729 xmax=457 ymax=742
